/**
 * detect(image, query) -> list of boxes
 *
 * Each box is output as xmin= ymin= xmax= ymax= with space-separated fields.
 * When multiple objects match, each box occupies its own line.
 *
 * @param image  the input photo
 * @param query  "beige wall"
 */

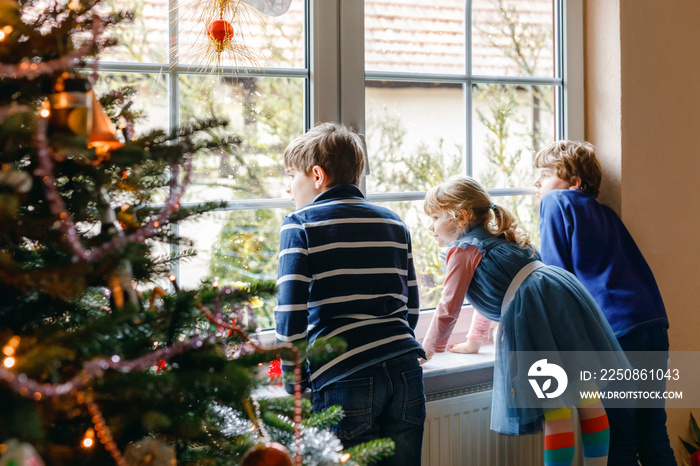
xmin=585 ymin=0 xmax=700 ymax=461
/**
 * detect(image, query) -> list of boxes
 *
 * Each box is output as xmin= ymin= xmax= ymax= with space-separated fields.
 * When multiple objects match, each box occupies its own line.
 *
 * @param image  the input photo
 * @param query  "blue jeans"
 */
xmin=311 ymin=352 xmax=425 ymax=466
xmin=605 ymin=325 xmax=676 ymax=466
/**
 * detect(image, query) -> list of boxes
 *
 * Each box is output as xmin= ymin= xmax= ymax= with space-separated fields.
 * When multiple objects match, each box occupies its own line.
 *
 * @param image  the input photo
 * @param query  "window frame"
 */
xmin=93 ymin=0 xmax=583 ymax=313
xmin=314 ymin=0 xmax=583 ymax=206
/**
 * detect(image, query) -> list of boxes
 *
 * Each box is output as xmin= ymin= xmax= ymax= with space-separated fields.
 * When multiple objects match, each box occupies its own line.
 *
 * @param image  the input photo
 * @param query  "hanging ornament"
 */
xmin=47 ymin=73 xmax=92 ymax=137
xmin=239 ymin=396 xmax=294 ymax=466
xmin=180 ymin=0 xmax=264 ymax=71
xmin=267 ymin=358 xmax=282 ymax=385
xmin=97 ymin=188 xmax=139 ymax=310
xmin=87 ymin=91 xmax=123 ymax=156
xmin=0 ymin=439 xmax=46 ymax=466
xmin=156 ymin=359 xmax=167 ymax=373
xmin=240 ymin=442 xmax=293 ymax=466
xmin=123 ymin=437 xmax=176 ymax=466
xmin=207 ymin=18 xmax=234 ymax=44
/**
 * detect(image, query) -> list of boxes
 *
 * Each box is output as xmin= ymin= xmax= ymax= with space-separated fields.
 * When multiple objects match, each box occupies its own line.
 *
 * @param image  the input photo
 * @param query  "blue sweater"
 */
xmin=275 ymin=184 xmax=425 ymax=392
xmin=539 ymin=190 xmax=668 ymax=337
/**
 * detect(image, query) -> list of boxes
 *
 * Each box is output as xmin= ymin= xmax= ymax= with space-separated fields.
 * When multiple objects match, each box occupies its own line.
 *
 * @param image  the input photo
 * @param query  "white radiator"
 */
xmin=421 ymin=389 xmax=544 ymax=466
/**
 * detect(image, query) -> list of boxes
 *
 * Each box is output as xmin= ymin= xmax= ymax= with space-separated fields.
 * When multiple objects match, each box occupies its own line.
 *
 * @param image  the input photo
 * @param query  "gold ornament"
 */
xmin=87 ymin=91 xmax=123 ymax=155
xmin=48 ymin=74 xmax=92 ymax=137
xmin=240 ymin=442 xmax=292 ymax=466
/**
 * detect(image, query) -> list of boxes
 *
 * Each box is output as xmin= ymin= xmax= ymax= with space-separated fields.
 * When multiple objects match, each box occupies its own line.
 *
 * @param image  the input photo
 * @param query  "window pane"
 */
xmin=93 ymin=72 xmax=169 ymax=136
xmin=101 ymin=0 xmax=169 ymax=63
xmin=372 ymin=200 xmax=443 ymax=310
xmin=93 ymin=72 xmax=170 ymax=203
xmin=472 ymin=0 xmax=555 ymax=77
xmin=365 ymin=81 xmax=466 ymax=193
xmin=177 ymin=74 xmax=305 ymax=203
xmin=365 ymin=0 xmax=466 ymax=74
xmin=472 ymin=83 xmax=556 ymax=241
xmin=178 ymin=208 xmax=289 ymax=330
xmin=178 ymin=1 xmax=306 ymax=69
xmin=493 ymin=195 xmax=541 ymax=247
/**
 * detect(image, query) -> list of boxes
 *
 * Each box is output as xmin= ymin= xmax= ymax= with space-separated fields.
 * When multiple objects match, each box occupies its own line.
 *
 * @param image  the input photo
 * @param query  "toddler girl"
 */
xmin=421 ymin=175 xmax=627 ymax=466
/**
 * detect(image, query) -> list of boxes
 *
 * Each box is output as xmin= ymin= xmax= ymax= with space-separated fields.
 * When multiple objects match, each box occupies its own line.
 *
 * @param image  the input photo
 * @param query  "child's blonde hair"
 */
xmin=534 ymin=140 xmax=602 ymax=196
xmin=424 ymin=175 xmax=533 ymax=251
xmin=284 ymin=122 xmax=365 ymax=187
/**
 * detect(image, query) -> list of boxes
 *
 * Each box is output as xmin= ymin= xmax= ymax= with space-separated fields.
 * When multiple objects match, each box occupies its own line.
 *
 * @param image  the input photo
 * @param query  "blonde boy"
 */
xmin=275 ymin=122 xmax=426 ymax=466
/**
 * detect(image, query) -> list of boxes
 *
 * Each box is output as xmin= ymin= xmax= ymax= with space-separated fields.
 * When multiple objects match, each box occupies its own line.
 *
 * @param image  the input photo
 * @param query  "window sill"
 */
xmin=253 ymin=305 xmax=495 ymax=399
xmin=253 ymin=346 xmax=495 ymax=400
xmin=421 ymin=345 xmax=494 ymax=401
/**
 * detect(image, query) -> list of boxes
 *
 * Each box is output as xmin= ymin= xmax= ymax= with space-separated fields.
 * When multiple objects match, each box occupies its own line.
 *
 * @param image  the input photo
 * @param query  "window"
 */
xmin=361 ymin=0 xmax=579 ymax=309
xmin=96 ymin=0 xmax=309 ymax=329
xmin=94 ymin=0 xmax=581 ymax=329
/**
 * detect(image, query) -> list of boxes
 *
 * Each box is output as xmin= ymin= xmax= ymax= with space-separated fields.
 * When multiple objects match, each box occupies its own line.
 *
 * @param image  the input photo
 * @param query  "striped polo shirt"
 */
xmin=275 ymin=184 xmax=425 ymax=392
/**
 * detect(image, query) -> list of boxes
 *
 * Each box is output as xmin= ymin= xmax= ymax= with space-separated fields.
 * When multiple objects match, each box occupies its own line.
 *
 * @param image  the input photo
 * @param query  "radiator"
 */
xmin=421 ymin=389 xmax=545 ymax=466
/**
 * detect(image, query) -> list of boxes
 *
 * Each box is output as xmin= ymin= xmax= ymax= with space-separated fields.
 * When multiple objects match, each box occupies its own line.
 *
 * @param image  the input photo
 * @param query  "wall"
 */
xmin=584 ymin=0 xmax=700 ymax=461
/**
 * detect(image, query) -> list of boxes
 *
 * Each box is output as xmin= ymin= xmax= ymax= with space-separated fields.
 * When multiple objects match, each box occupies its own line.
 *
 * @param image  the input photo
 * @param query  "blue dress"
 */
xmin=452 ymin=223 xmax=627 ymax=435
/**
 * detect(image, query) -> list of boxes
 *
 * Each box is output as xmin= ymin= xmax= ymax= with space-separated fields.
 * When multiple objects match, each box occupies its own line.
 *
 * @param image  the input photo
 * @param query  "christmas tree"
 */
xmin=0 ymin=0 xmax=393 ymax=464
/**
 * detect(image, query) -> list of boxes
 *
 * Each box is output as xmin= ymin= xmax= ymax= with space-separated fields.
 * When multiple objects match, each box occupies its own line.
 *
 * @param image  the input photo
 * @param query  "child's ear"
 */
xmin=569 ymin=177 xmax=582 ymax=190
xmin=312 ymin=165 xmax=329 ymax=190
xmin=457 ymin=209 xmax=471 ymax=226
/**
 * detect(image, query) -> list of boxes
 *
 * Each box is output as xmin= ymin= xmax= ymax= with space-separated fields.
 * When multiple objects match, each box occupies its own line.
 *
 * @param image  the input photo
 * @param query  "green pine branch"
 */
xmin=344 ymin=438 xmax=396 ymax=466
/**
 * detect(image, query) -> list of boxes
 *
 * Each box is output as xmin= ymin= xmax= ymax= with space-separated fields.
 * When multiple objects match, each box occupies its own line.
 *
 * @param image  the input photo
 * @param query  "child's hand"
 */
xmin=419 ymin=350 xmax=435 ymax=365
xmin=449 ymin=338 xmax=482 ymax=354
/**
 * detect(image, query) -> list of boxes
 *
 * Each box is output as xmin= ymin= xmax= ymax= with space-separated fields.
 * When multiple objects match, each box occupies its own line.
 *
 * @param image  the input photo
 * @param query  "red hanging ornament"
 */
xmin=226 ymin=316 xmax=238 ymax=337
xmin=156 ymin=359 xmax=167 ymax=373
xmin=267 ymin=358 xmax=282 ymax=384
xmin=179 ymin=0 xmax=262 ymax=71
xmin=240 ymin=442 xmax=292 ymax=466
xmin=207 ymin=19 xmax=234 ymax=44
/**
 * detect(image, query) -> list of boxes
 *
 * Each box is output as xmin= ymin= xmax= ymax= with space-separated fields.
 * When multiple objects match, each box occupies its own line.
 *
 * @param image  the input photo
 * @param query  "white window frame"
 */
xmin=313 ymin=0 xmax=583 ymax=195
xmin=260 ymin=0 xmax=585 ymax=345
xmin=93 ymin=0 xmax=583 ymax=342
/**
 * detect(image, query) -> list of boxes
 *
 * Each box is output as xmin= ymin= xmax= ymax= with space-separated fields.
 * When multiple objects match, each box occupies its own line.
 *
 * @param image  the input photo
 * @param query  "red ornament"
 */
xmin=156 ymin=359 xmax=167 ymax=373
xmin=268 ymin=358 xmax=282 ymax=384
xmin=226 ymin=316 xmax=238 ymax=337
xmin=691 ymin=450 xmax=700 ymax=466
xmin=241 ymin=442 xmax=292 ymax=466
xmin=207 ymin=19 xmax=234 ymax=43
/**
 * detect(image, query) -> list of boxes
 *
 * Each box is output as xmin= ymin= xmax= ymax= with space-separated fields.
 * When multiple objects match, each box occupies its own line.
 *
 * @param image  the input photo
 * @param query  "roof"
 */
xmin=108 ymin=0 xmax=555 ymax=76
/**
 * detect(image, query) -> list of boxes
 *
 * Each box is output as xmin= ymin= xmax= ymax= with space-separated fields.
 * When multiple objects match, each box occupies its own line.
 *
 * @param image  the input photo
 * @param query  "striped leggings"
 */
xmin=543 ymin=396 xmax=609 ymax=466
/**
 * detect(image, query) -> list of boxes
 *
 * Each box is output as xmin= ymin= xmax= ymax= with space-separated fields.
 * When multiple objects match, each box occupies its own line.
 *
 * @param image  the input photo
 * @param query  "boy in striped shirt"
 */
xmin=275 ymin=122 xmax=426 ymax=465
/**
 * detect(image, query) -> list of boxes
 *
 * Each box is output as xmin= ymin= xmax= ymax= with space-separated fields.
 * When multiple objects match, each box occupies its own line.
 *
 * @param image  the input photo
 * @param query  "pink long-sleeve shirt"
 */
xmin=422 ymin=245 xmax=497 ymax=354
